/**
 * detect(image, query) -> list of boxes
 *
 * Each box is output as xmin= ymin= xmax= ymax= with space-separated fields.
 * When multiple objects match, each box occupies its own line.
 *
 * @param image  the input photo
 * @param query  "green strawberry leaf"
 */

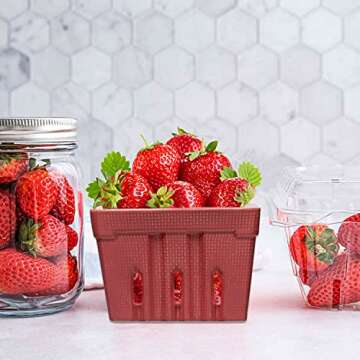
xmin=304 ymin=226 xmax=338 ymax=265
xmin=29 ymin=157 xmax=37 ymax=170
xmin=139 ymin=134 xmax=162 ymax=151
xmin=234 ymin=185 xmax=256 ymax=207
xmin=0 ymin=153 xmax=27 ymax=166
xmin=147 ymin=186 xmax=175 ymax=208
xmin=172 ymin=127 xmax=189 ymax=136
xmin=186 ymin=140 xmax=217 ymax=161
xmin=101 ymin=151 xmax=130 ymax=179
xmin=86 ymin=179 xmax=103 ymax=200
xmin=187 ymin=151 xmax=201 ymax=161
xmin=206 ymin=140 xmax=218 ymax=152
xmin=238 ymin=162 xmax=262 ymax=187
xmin=305 ymin=226 xmax=317 ymax=241
xmin=172 ymin=127 xmax=199 ymax=137
xmin=28 ymin=158 xmax=51 ymax=171
xmin=220 ymin=167 xmax=238 ymax=181
xmin=18 ymin=219 xmax=41 ymax=257
xmin=0 ymin=154 xmax=13 ymax=163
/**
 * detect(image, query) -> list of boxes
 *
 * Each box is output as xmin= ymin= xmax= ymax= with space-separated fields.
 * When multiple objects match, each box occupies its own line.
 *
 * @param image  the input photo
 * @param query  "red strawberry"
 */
xmin=51 ymin=174 xmax=75 ymax=225
xmin=181 ymin=141 xmax=231 ymax=200
xmin=41 ymin=254 xmax=78 ymax=295
xmin=338 ymin=213 xmax=360 ymax=254
xmin=66 ymin=225 xmax=78 ymax=251
xmin=18 ymin=215 xmax=68 ymax=258
xmin=118 ymin=173 xmax=153 ymax=208
xmin=147 ymin=181 xmax=204 ymax=208
xmin=0 ymin=154 xmax=28 ymax=184
xmin=308 ymin=252 xmax=360 ymax=307
xmin=208 ymin=162 xmax=262 ymax=207
xmin=87 ymin=152 xmax=152 ymax=209
xmin=133 ymin=271 xmax=143 ymax=306
xmin=16 ymin=168 xmax=59 ymax=220
xmin=173 ymin=271 xmax=183 ymax=305
xmin=298 ymin=268 xmax=321 ymax=287
xmin=166 ymin=128 xmax=202 ymax=162
xmin=133 ymin=138 xmax=181 ymax=189
xmin=16 ymin=206 xmax=27 ymax=227
xmin=289 ymin=224 xmax=339 ymax=272
xmin=0 ymin=248 xmax=56 ymax=295
xmin=213 ymin=271 xmax=223 ymax=306
xmin=0 ymin=189 xmax=16 ymax=249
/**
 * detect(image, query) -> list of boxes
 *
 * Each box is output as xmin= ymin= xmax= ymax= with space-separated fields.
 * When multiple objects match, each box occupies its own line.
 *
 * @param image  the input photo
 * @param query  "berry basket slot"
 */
xmin=91 ymin=207 xmax=260 ymax=322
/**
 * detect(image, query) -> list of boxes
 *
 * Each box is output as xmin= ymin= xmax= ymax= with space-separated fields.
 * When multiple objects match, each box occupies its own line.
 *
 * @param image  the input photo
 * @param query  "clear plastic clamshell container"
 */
xmin=270 ymin=165 xmax=360 ymax=310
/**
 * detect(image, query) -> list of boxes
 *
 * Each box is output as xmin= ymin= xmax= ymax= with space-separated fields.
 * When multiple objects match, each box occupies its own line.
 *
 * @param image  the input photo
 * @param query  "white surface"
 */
xmin=3 ymin=225 xmax=360 ymax=360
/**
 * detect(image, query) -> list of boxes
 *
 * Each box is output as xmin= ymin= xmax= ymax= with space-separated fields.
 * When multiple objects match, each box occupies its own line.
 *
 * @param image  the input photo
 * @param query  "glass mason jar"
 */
xmin=0 ymin=117 xmax=83 ymax=317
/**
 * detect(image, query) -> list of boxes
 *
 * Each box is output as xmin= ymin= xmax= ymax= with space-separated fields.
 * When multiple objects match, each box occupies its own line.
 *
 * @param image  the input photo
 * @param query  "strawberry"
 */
xmin=0 ymin=154 xmax=28 ymax=184
xmin=51 ymin=174 xmax=75 ymax=225
xmin=298 ymin=267 xmax=320 ymax=287
xmin=0 ymin=248 xmax=56 ymax=295
xmin=66 ymin=225 xmax=78 ymax=251
xmin=16 ymin=167 xmax=59 ymax=220
xmin=173 ymin=271 xmax=183 ymax=305
xmin=87 ymin=152 xmax=152 ymax=208
xmin=208 ymin=162 xmax=262 ymax=207
xmin=118 ymin=173 xmax=153 ymax=208
xmin=180 ymin=141 xmax=231 ymax=200
xmin=0 ymin=189 xmax=16 ymax=249
xmin=147 ymin=181 xmax=204 ymax=208
xmin=307 ymin=252 xmax=360 ymax=307
xmin=18 ymin=215 xmax=68 ymax=258
xmin=338 ymin=213 xmax=360 ymax=254
xmin=133 ymin=137 xmax=181 ymax=189
xmin=213 ymin=271 xmax=223 ymax=306
xmin=133 ymin=271 xmax=143 ymax=306
xmin=289 ymin=224 xmax=339 ymax=272
xmin=166 ymin=128 xmax=202 ymax=162
xmin=41 ymin=254 xmax=78 ymax=295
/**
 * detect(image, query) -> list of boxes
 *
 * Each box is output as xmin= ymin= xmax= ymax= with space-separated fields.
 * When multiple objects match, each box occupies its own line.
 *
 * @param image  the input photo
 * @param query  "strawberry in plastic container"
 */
xmin=290 ymin=224 xmax=339 ymax=273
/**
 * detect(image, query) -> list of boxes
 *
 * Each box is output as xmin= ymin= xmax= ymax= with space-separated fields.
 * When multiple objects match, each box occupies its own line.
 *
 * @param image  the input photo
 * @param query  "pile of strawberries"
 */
xmin=290 ymin=214 xmax=360 ymax=308
xmin=0 ymin=154 xmax=79 ymax=297
xmin=87 ymin=128 xmax=262 ymax=210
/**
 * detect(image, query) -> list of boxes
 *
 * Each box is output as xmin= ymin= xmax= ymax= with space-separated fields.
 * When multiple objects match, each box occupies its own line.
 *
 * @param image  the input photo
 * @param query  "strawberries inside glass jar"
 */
xmin=0 ymin=117 xmax=83 ymax=317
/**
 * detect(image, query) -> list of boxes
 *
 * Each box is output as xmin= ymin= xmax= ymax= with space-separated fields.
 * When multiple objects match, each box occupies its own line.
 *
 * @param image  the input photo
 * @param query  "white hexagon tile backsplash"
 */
xmin=1 ymin=0 xmax=360 ymax=187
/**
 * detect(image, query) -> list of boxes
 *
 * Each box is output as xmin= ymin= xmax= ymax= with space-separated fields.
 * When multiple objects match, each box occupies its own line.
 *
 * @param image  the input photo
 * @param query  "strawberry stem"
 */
xmin=139 ymin=135 xmax=161 ymax=152
xmin=140 ymin=134 xmax=149 ymax=148
xmin=147 ymin=186 xmax=175 ymax=208
xmin=185 ymin=139 xmax=218 ymax=161
xmin=28 ymin=158 xmax=50 ymax=171
xmin=18 ymin=219 xmax=41 ymax=257
xmin=87 ymin=151 xmax=130 ymax=209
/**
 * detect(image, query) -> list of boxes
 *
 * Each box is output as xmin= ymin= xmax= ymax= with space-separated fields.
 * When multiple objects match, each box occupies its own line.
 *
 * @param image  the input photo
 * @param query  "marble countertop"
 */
xmin=2 ymin=226 xmax=360 ymax=360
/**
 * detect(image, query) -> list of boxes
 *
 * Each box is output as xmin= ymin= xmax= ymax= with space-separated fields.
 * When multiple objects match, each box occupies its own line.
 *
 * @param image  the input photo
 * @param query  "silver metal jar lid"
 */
xmin=0 ymin=117 xmax=77 ymax=144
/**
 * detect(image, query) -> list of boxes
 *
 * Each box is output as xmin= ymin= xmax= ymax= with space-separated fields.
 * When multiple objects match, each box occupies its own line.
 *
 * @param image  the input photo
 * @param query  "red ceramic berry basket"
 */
xmin=88 ymin=129 xmax=263 ymax=321
xmin=91 ymin=207 xmax=260 ymax=321
xmin=270 ymin=165 xmax=360 ymax=310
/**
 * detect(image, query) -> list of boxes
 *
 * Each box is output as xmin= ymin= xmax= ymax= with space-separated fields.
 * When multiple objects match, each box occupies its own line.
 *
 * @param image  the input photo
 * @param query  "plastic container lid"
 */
xmin=269 ymin=165 xmax=360 ymax=227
